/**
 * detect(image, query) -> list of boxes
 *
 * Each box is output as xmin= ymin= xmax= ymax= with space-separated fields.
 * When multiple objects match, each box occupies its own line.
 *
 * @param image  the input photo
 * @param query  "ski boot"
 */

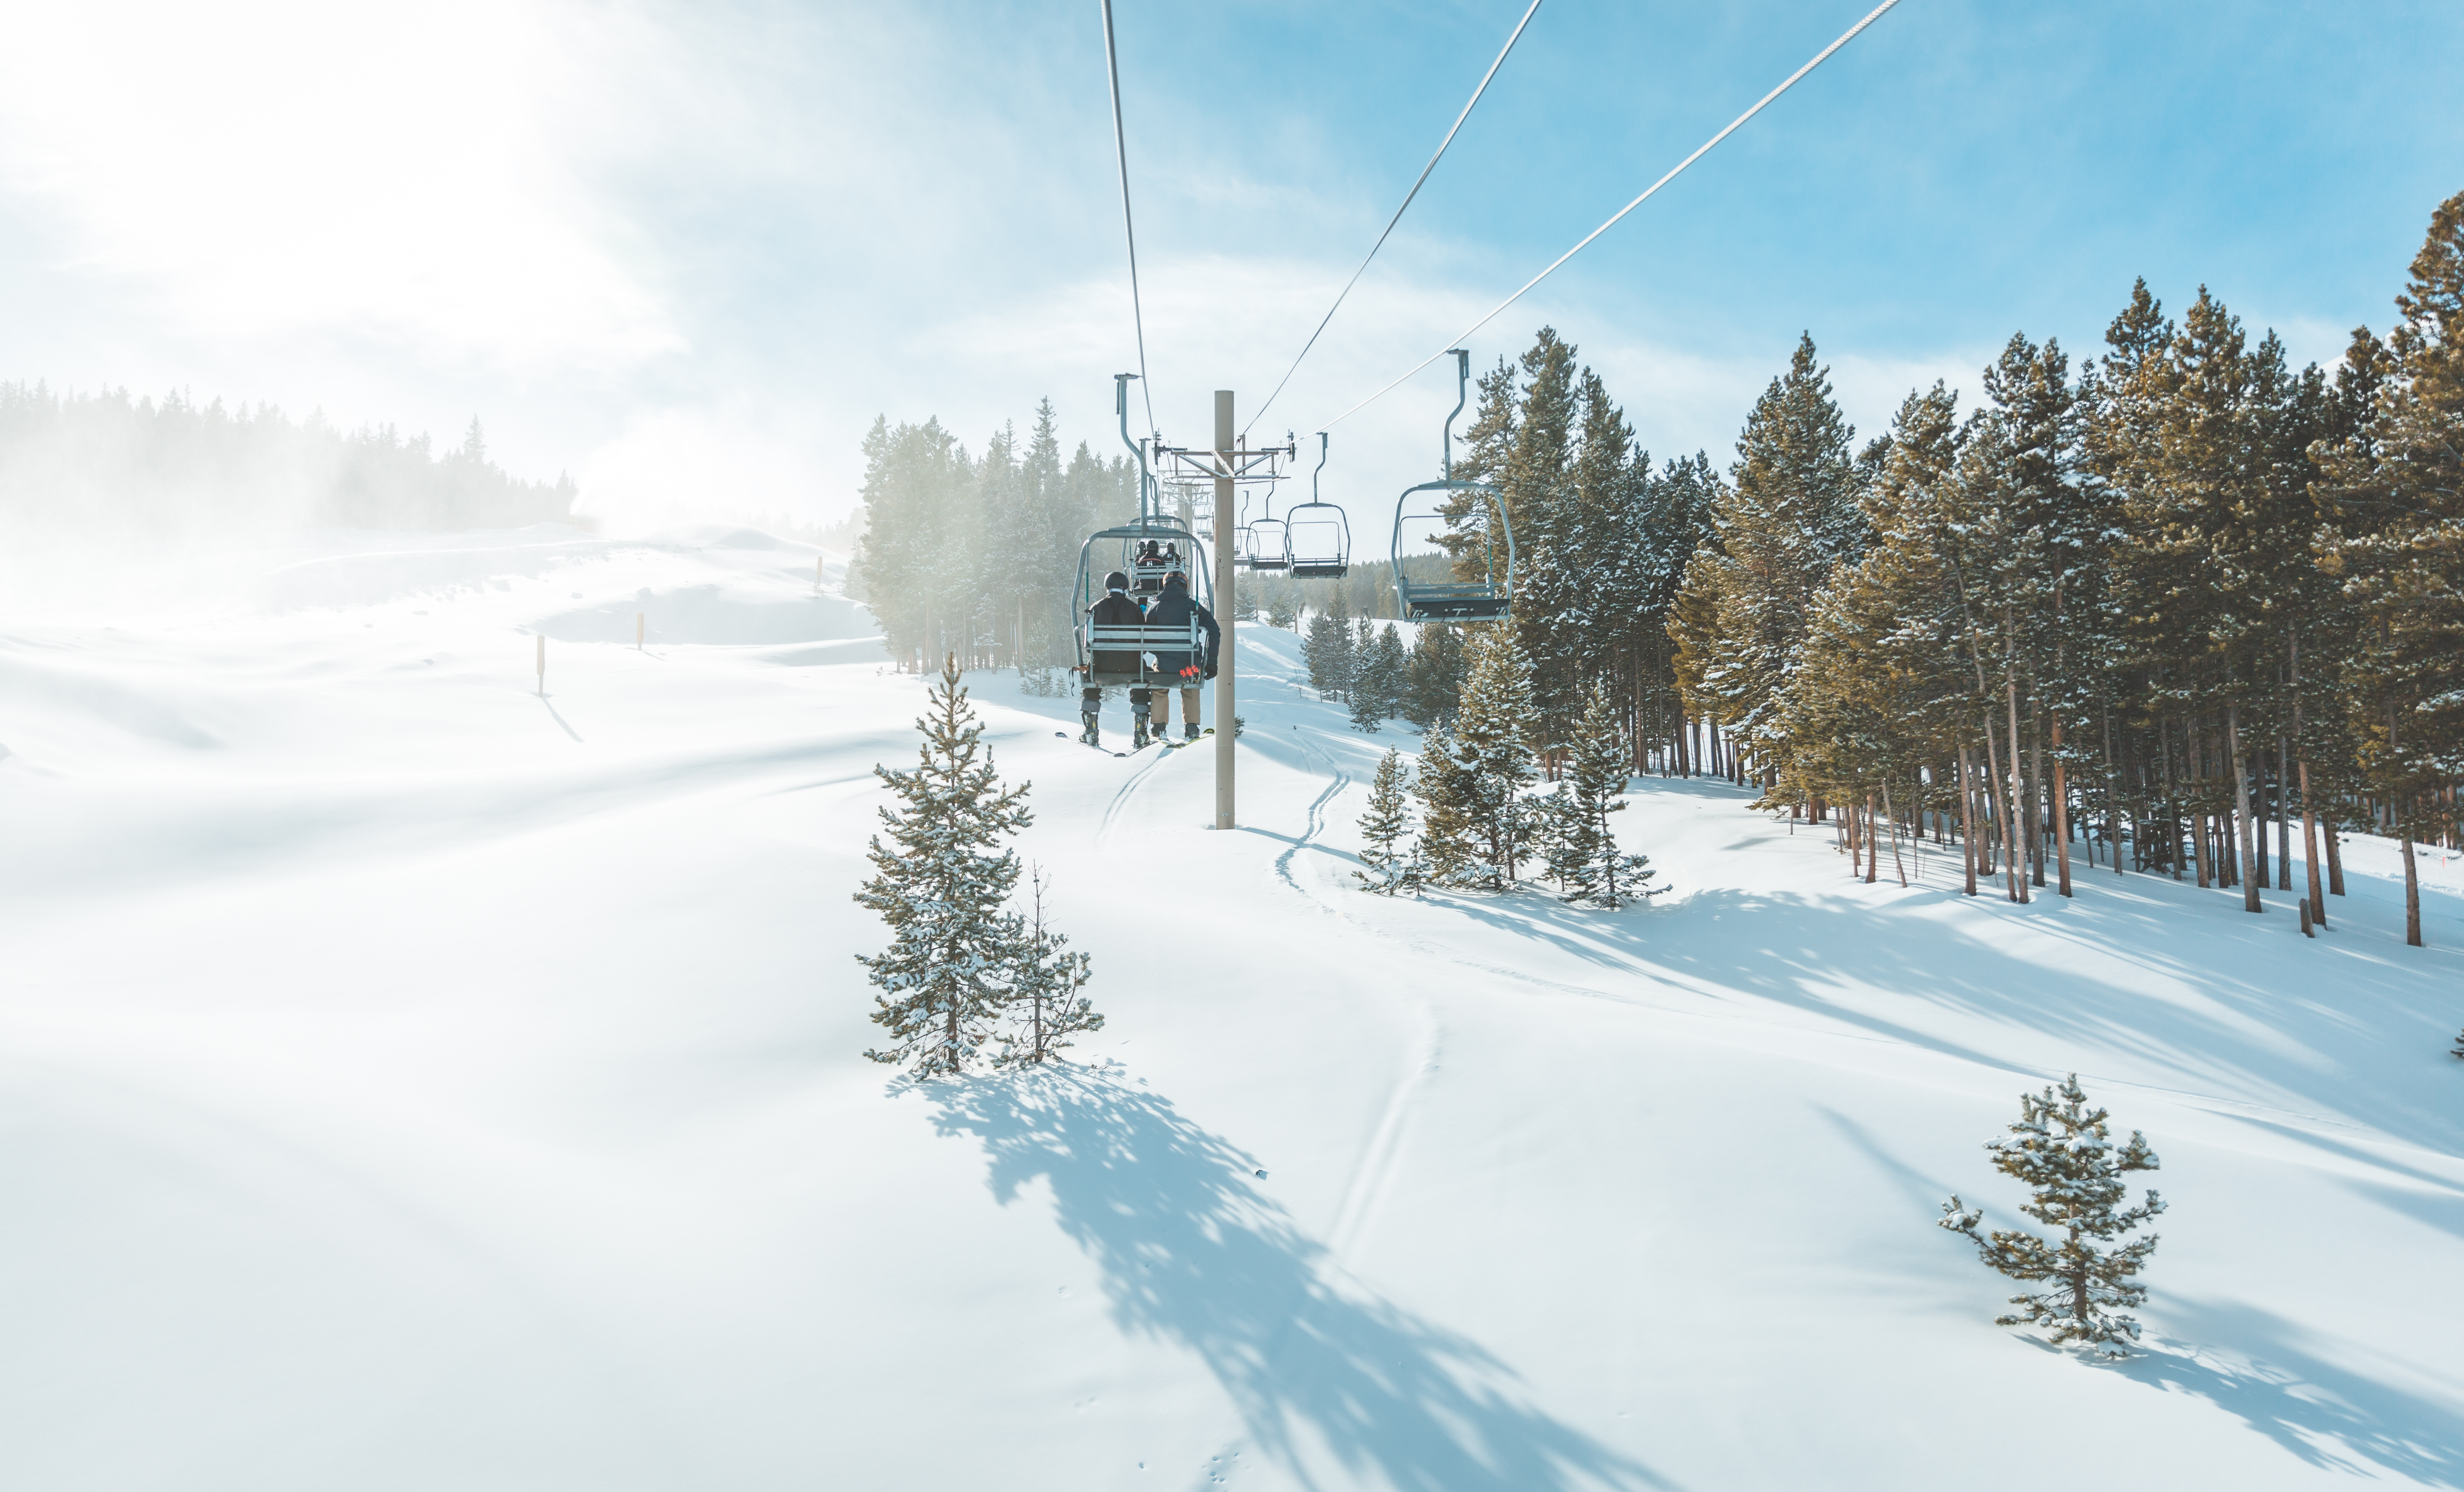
xmin=1132 ymin=718 xmax=1151 ymax=749
xmin=1079 ymin=711 xmax=1101 ymax=747
xmin=1182 ymin=722 xmax=1200 ymax=743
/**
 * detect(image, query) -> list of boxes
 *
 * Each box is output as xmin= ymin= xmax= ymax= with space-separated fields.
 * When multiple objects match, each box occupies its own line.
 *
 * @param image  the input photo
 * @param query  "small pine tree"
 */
xmin=2451 ymin=1024 xmax=2464 ymax=1060
xmin=1362 ymin=623 xmax=1410 ymax=727
xmin=1303 ymin=609 xmax=1344 ymax=694
xmin=997 ymin=866 xmax=1102 ymax=1066
xmin=1347 ymin=687 xmax=1381 ymax=733
xmin=1355 ymin=747 xmax=1419 ymax=894
xmin=1452 ymin=626 xmax=1539 ymax=885
xmin=1530 ymin=781 xmax=1584 ymax=891
xmin=1412 ymin=724 xmax=1481 ymax=887
xmin=1267 ymin=588 xmax=1300 ymax=630
xmin=854 ymin=656 xmax=1034 ymax=1076
xmin=1561 ymin=680 xmax=1661 ymax=908
xmin=1939 ymin=1074 xmax=2166 ymax=1358
xmin=1405 ymin=622 xmax=1469 ymax=726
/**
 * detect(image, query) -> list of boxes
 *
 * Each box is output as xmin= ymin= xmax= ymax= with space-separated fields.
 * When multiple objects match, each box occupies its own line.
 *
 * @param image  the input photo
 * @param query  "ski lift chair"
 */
xmin=1288 ymin=430 xmax=1351 ymax=579
xmin=1073 ymin=518 xmax=1215 ymax=689
xmin=1286 ymin=503 xmax=1350 ymax=580
xmin=1248 ymin=515 xmax=1291 ymax=573
xmin=1391 ymin=480 xmax=1513 ymax=621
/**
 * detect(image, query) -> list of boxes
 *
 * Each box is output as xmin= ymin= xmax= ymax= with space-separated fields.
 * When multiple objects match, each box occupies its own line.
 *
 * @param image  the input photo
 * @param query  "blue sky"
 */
xmin=1 ymin=0 xmax=2458 ymax=532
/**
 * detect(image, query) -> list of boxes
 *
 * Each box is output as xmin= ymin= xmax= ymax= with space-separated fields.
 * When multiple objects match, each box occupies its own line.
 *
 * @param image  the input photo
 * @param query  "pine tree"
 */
xmin=1411 ymin=724 xmax=1481 ymax=887
xmin=1560 ymin=679 xmax=1661 ymax=908
xmin=996 ymin=866 xmax=1102 ymax=1067
xmin=1354 ymin=747 xmax=1419 ymax=894
xmin=1450 ymin=626 xmax=1539 ymax=886
xmin=1405 ymin=622 xmax=1470 ymax=726
xmin=1350 ymin=623 xmax=1409 ymax=731
xmin=1674 ymin=334 xmax=1863 ymax=782
xmin=1939 ymin=1074 xmax=2166 ymax=1358
xmin=1303 ymin=595 xmax=1357 ymax=697
xmin=854 ymin=657 xmax=1034 ymax=1076
xmin=1531 ymin=782 xmax=1584 ymax=891
xmin=1267 ymin=587 xmax=1300 ymax=630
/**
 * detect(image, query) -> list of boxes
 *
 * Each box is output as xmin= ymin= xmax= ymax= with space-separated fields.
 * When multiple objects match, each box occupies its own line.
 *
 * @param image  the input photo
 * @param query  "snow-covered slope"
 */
xmin=3 ymin=529 xmax=2460 ymax=1492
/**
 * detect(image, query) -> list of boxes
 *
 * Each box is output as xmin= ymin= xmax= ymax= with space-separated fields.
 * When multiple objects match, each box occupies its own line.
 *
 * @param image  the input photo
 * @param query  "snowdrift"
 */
xmin=1 ymin=529 xmax=2459 ymax=1491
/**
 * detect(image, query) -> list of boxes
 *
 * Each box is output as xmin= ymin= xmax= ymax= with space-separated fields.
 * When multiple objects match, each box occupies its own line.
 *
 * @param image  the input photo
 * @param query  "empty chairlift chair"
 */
xmin=1286 ymin=431 xmax=1351 ymax=580
xmin=1389 ymin=350 xmax=1513 ymax=621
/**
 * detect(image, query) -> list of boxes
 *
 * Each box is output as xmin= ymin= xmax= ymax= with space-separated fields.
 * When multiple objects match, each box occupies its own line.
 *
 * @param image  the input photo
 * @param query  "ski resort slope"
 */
xmin=3 ymin=528 xmax=2460 ymax=1492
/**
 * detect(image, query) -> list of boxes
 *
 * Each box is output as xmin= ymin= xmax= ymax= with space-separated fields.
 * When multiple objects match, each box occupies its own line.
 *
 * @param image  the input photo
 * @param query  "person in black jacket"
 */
xmin=1140 ymin=571 xmax=1220 ymax=741
xmin=1080 ymin=570 xmax=1142 ymax=746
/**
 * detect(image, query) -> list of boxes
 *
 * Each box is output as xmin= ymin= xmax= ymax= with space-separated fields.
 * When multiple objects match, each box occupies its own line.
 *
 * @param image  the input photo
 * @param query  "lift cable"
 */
xmin=1241 ymin=0 xmax=1547 ymax=438
xmin=1099 ymin=0 xmax=1157 ymax=435
xmin=1317 ymin=0 xmax=1903 ymax=432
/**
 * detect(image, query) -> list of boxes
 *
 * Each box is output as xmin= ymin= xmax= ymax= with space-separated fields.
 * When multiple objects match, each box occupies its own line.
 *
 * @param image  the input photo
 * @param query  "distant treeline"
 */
xmin=0 ymin=382 xmax=577 ymax=538
xmin=850 ymin=400 xmax=1144 ymax=670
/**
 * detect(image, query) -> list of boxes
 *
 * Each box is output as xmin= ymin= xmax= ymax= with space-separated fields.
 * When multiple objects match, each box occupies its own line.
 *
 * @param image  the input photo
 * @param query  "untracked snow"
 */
xmin=3 ymin=527 xmax=2460 ymax=1491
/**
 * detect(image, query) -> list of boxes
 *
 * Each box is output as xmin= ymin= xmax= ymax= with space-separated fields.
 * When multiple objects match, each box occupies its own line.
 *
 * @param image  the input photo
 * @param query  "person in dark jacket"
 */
xmin=1140 ymin=570 xmax=1220 ymax=741
xmin=1080 ymin=570 xmax=1143 ymax=746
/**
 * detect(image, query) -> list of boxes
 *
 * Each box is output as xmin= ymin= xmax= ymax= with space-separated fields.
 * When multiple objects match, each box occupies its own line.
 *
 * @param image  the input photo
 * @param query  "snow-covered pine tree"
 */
xmin=1530 ymin=781 xmax=1583 ymax=892
xmin=1303 ymin=606 xmax=1351 ymax=696
xmin=1405 ymin=622 xmax=1469 ymax=726
xmin=1369 ymin=623 xmax=1408 ymax=714
xmin=1348 ymin=624 xmax=1409 ymax=732
xmin=1561 ymin=679 xmax=1661 ymax=908
xmin=1939 ymin=1074 xmax=2166 ymax=1358
xmin=1355 ymin=747 xmax=1419 ymax=895
xmin=854 ymin=656 xmax=1034 ymax=1076
xmin=997 ymin=866 xmax=1101 ymax=1066
xmin=1452 ymin=625 xmax=1539 ymax=886
xmin=1412 ymin=723 xmax=1480 ymax=886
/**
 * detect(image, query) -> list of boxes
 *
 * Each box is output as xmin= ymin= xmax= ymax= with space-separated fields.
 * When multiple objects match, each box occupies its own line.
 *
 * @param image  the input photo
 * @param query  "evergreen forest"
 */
xmin=0 ymin=382 xmax=578 ymax=539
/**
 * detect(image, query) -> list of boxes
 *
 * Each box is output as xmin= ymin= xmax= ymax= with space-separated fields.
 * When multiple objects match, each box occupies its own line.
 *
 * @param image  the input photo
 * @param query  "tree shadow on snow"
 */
xmin=1405 ymin=877 xmax=2464 ymax=1158
xmin=2088 ymin=1301 xmax=2464 ymax=1486
xmin=922 ymin=1065 xmax=1677 ymax=1492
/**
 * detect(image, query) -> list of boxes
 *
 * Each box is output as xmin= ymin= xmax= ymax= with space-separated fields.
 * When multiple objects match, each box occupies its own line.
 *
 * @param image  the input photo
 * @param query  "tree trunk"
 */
xmin=2402 ymin=832 xmax=2423 ymax=947
xmin=2276 ymin=732 xmax=2293 ymax=890
xmin=1865 ymin=793 xmax=1879 ymax=884
xmin=1959 ymin=744 xmax=1979 ymax=897
xmin=2052 ymin=720 xmax=2073 ymax=898
xmin=1883 ymin=782 xmax=1908 ymax=888
xmin=1984 ymin=712 xmax=2012 ymax=901
xmin=2004 ymin=681 xmax=2030 ymax=903
xmin=2028 ymin=709 xmax=2047 ymax=889
xmin=2105 ymin=708 xmax=2125 ymax=877
xmin=2325 ymin=816 xmax=2346 ymax=897
xmin=2229 ymin=706 xmax=2261 ymax=913
xmin=2300 ymin=759 xmax=2326 ymax=929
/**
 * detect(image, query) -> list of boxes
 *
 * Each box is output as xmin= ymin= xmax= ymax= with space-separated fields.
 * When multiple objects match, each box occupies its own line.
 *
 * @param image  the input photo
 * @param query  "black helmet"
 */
xmin=1163 ymin=569 xmax=1187 ymax=590
xmin=1104 ymin=570 xmax=1130 ymax=593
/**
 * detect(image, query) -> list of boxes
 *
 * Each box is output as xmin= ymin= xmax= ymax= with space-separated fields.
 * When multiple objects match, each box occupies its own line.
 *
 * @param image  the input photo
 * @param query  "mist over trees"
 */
xmin=849 ymin=400 xmax=1140 ymax=673
xmin=0 ymin=382 xmax=578 ymax=542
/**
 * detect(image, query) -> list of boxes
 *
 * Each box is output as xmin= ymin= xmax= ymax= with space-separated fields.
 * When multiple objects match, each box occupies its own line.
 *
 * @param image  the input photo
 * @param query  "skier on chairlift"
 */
xmin=1080 ymin=569 xmax=1142 ymax=747
xmin=1139 ymin=569 xmax=1219 ymax=743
